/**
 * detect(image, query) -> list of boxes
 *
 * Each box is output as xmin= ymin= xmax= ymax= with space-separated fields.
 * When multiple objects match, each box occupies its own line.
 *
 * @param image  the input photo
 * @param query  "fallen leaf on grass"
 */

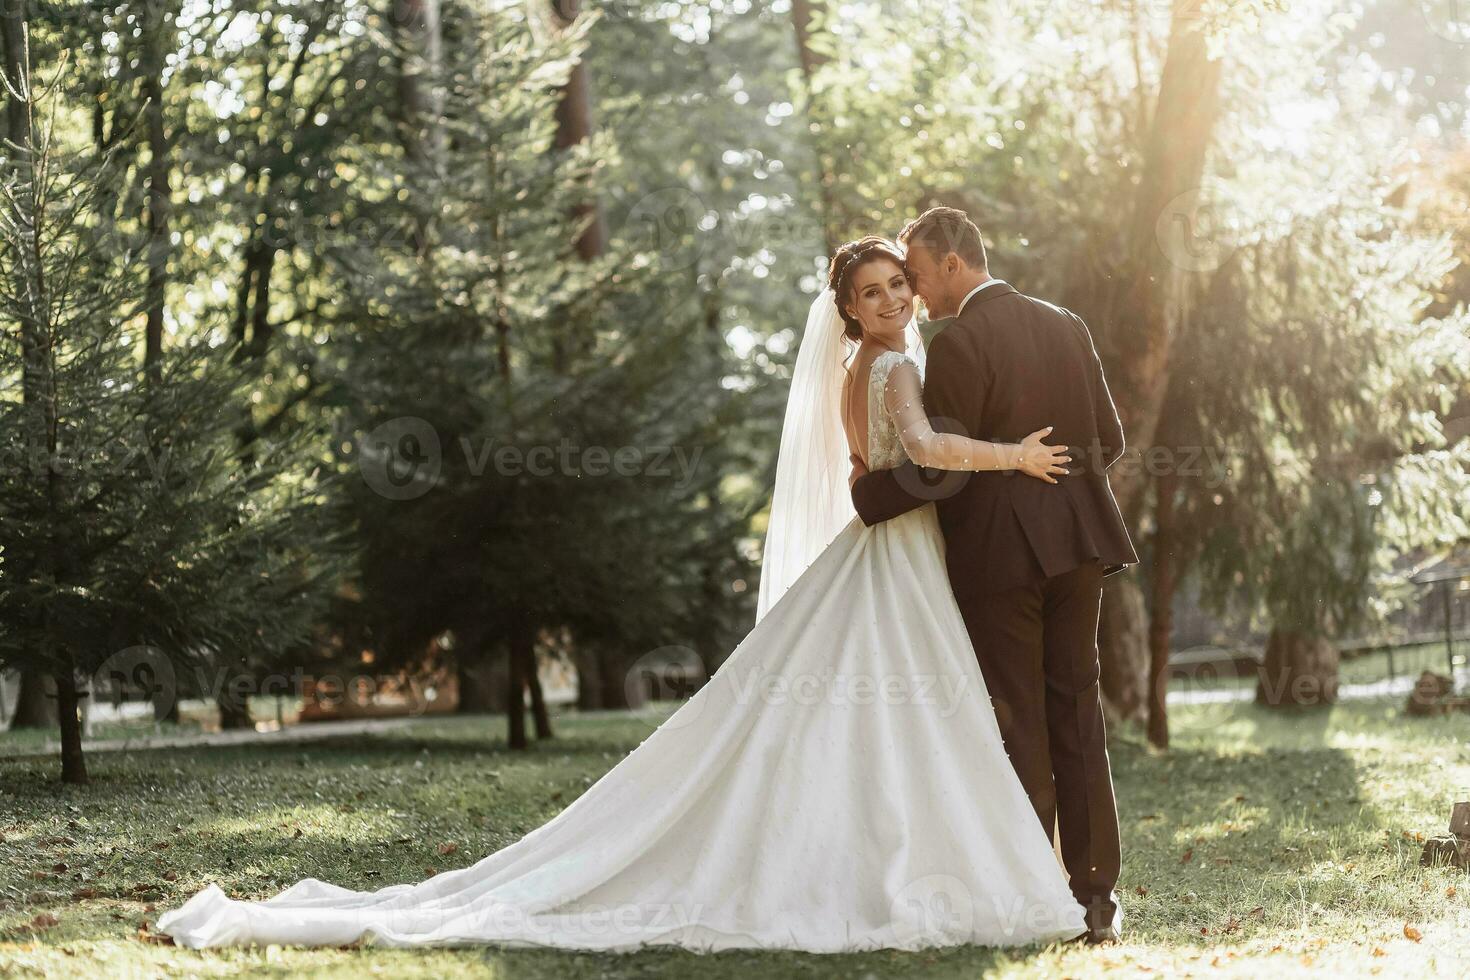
xmin=69 ymin=888 xmax=97 ymax=901
xmin=1180 ymin=848 xmax=1194 ymax=864
xmin=1371 ymin=947 xmax=1387 ymax=957
xmin=1248 ymin=906 xmax=1265 ymax=918
xmin=30 ymin=913 xmax=58 ymax=931
xmin=438 ymin=842 xmax=458 ymax=856
xmin=424 ymin=867 xmax=438 ymax=878
xmin=1135 ymin=885 xmax=1149 ymax=896
xmin=1447 ymin=885 xmax=1457 ymax=898
xmin=136 ymin=921 xmax=174 ymax=946
xmin=1403 ymin=923 xmax=1422 ymax=942
xmin=1222 ymin=916 xmax=1240 ymax=934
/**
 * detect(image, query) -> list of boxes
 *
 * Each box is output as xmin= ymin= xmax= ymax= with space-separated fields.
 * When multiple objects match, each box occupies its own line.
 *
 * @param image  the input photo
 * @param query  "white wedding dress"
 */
xmin=157 ymin=350 xmax=1086 ymax=952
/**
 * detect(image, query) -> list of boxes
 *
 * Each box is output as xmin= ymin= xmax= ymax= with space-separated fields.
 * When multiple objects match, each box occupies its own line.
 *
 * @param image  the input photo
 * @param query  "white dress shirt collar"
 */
xmin=957 ymin=278 xmax=1006 ymax=315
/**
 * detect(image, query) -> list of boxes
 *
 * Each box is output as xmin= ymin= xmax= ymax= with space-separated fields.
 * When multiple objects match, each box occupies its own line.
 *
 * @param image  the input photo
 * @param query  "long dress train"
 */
xmin=157 ymin=352 xmax=1086 ymax=952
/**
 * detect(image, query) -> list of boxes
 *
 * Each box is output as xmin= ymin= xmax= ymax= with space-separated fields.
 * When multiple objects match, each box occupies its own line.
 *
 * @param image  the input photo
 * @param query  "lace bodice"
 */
xmin=865 ymin=349 xmax=1020 ymax=474
xmin=866 ymin=350 xmax=914 ymax=471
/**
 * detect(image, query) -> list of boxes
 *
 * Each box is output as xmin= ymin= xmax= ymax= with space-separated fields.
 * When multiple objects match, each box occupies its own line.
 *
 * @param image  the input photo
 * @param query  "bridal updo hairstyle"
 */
xmin=827 ymin=236 xmax=907 ymax=343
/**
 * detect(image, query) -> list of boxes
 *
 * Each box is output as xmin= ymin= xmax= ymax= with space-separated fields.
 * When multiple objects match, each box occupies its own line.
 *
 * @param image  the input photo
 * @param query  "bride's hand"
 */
xmin=1015 ymin=427 xmax=1069 ymax=484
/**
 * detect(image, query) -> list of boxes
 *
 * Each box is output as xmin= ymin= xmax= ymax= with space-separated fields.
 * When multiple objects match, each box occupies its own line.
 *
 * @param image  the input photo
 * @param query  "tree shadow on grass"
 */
xmin=1106 ymin=711 xmax=1399 ymax=945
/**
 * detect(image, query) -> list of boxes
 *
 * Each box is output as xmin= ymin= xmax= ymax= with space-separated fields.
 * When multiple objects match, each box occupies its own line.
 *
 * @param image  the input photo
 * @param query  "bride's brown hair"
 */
xmin=827 ymin=236 xmax=906 ymax=343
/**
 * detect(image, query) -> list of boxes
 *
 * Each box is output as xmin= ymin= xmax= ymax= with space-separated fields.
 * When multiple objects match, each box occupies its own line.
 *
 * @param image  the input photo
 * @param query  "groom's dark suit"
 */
xmin=850 ymin=281 xmax=1137 ymax=933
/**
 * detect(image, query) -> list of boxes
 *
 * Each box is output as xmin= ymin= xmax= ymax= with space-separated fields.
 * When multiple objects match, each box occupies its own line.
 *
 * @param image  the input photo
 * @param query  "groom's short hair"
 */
xmin=898 ymin=207 xmax=987 ymax=270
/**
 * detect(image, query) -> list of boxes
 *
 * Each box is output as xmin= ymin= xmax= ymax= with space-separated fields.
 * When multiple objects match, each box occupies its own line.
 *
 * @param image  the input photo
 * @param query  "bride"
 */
xmin=157 ymin=236 xmax=1087 ymax=951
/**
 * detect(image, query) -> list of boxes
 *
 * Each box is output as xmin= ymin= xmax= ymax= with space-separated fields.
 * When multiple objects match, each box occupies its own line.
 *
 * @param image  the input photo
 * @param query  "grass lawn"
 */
xmin=2 ymin=699 xmax=1468 ymax=978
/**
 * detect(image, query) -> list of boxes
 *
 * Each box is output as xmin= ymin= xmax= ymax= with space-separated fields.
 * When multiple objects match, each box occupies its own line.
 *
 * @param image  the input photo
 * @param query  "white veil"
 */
xmin=756 ymin=288 xmax=928 ymax=622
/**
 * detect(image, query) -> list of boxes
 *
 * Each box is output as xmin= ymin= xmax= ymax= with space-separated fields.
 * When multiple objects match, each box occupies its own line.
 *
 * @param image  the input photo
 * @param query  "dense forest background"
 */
xmin=1 ymin=0 xmax=1467 ymax=782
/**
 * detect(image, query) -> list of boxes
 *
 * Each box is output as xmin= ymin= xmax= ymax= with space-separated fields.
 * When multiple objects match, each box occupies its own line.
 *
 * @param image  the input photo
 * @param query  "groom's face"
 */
xmin=903 ymin=247 xmax=955 ymax=320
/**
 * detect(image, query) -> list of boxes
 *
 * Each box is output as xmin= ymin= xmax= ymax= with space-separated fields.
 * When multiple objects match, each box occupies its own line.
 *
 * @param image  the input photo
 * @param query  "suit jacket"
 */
xmin=851 ymin=282 xmax=1138 ymax=596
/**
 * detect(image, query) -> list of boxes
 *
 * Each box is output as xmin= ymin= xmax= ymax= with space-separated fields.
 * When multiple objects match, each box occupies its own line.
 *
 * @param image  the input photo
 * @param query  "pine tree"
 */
xmin=325 ymin=0 xmax=756 ymax=747
xmin=0 ymin=41 xmax=345 ymax=782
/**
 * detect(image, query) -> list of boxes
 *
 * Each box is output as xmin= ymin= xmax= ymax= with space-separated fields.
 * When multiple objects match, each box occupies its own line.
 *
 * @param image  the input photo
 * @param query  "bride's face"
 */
xmin=844 ymin=258 xmax=914 ymax=341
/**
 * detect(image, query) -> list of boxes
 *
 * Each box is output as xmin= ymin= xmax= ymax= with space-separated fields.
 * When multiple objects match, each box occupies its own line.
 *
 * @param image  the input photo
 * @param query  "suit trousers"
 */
xmin=954 ymin=558 xmax=1122 ymax=931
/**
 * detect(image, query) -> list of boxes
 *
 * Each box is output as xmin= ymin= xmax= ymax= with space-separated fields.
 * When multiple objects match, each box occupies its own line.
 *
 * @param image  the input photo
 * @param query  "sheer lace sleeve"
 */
xmin=881 ymin=356 xmax=1020 ymax=472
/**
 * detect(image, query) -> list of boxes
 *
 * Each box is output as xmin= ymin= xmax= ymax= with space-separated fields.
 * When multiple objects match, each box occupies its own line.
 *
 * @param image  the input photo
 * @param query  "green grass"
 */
xmin=2 ymin=701 xmax=1468 ymax=978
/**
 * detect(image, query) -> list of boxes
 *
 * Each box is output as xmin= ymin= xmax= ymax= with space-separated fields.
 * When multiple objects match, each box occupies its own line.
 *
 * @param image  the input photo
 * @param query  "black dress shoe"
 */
xmin=1080 ymin=892 xmax=1123 ymax=944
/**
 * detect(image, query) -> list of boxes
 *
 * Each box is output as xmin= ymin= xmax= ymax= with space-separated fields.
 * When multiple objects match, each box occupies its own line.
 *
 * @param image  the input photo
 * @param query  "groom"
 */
xmin=849 ymin=207 xmax=1138 ymax=943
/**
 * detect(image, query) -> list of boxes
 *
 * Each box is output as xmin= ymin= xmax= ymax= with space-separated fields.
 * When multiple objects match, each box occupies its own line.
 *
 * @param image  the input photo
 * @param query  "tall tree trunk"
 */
xmin=1147 ymin=471 xmax=1179 ymax=748
xmin=1106 ymin=0 xmax=1224 ymax=521
xmin=523 ymin=643 xmax=552 ymax=739
xmin=1098 ymin=578 xmax=1148 ymax=724
xmin=548 ymin=0 xmax=605 ymax=262
xmin=155 ymin=696 xmax=180 ymax=724
xmin=53 ymin=664 xmax=88 ymax=785
xmin=0 ymin=1 xmax=29 ymax=147
xmin=573 ymin=647 xmax=603 ymax=710
xmin=454 ymin=624 xmax=498 ymax=713
xmin=791 ymin=0 xmax=839 ymax=254
xmin=506 ymin=619 xmax=530 ymax=750
xmin=140 ymin=1 xmax=172 ymax=384
xmin=598 ymin=650 xmax=644 ymax=711
xmin=456 ymin=659 xmax=499 ymax=713
xmin=1255 ymin=628 xmax=1339 ymax=708
xmin=393 ymin=0 xmax=444 ymax=255
xmin=217 ymin=686 xmax=254 ymax=730
xmin=10 ymin=668 xmax=57 ymax=728
xmin=1096 ymin=0 xmax=1224 ymax=716
xmin=546 ymin=0 xmax=605 ymax=371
